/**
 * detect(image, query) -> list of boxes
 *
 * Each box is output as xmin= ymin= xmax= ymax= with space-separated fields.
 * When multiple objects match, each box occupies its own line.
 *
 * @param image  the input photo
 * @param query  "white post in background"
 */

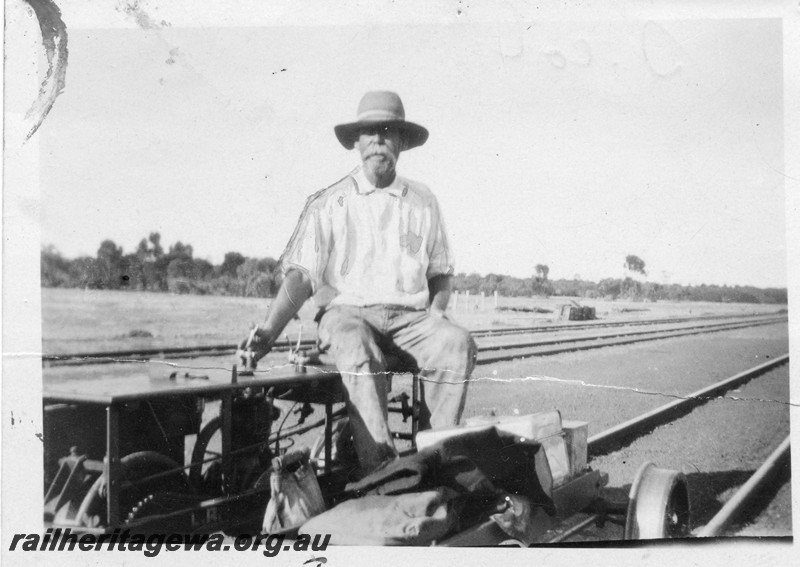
xmin=480 ymin=291 xmax=485 ymax=310
xmin=494 ymin=290 xmax=499 ymax=308
xmin=465 ymin=290 xmax=470 ymax=311
xmin=453 ymin=290 xmax=459 ymax=312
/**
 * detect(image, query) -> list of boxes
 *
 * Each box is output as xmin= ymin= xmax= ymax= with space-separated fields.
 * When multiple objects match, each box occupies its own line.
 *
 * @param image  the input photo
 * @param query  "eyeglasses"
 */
xmin=358 ymin=125 xmax=398 ymax=137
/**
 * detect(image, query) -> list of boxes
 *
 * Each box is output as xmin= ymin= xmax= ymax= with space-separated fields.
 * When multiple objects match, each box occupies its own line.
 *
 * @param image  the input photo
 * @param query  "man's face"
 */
xmin=355 ymin=125 xmax=403 ymax=184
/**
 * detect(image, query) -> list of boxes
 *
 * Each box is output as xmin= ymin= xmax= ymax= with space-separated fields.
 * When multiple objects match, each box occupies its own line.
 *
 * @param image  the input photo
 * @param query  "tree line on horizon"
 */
xmin=40 ymin=234 xmax=788 ymax=305
xmin=41 ymin=233 xmax=281 ymax=298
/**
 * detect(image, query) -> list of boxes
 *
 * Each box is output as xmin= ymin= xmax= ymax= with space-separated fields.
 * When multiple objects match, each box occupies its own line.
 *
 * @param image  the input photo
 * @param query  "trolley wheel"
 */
xmin=77 ymin=451 xmax=192 ymax=529
xmin=189 ymin=417 xmax=268 ymax=496
xmin=624 ymin=462 xmax=691 ymax=540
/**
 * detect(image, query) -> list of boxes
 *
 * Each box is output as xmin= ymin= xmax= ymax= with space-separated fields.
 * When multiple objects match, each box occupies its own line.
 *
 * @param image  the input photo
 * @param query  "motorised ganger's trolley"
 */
xmin=43 ymin=356 xmax=691 ymax=544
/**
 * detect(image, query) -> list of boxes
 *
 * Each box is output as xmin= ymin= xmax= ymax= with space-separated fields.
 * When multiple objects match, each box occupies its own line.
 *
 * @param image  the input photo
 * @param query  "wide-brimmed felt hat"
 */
xmin=334 ymin=91 xmax=429 ymax=151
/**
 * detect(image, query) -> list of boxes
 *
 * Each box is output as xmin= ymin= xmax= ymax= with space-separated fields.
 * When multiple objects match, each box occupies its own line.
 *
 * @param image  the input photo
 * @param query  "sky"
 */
xmin=30 ymin=10 xmax=786 ymax=288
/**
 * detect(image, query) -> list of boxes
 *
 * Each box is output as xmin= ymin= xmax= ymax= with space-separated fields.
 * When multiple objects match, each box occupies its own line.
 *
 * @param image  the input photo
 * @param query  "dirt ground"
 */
xmin=464 ymin=324 xmax=789 ymax=432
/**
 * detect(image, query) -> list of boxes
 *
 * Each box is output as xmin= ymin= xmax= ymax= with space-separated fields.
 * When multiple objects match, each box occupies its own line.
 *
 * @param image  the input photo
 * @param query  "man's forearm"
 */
xmin=262 ymin=269 xmax=313 ymax=340
xmin=428 ymin=274 xmax=453 ymax=314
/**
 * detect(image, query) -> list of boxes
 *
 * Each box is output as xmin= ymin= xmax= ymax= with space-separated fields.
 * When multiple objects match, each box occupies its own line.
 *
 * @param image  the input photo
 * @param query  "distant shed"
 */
xmin=558 ymin=304 xmax=596 ymax=321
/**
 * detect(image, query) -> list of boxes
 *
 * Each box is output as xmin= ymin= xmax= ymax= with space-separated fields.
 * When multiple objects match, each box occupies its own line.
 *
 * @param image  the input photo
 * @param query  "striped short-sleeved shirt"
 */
xmin=280 ymin=166 xmax=454 ymax=309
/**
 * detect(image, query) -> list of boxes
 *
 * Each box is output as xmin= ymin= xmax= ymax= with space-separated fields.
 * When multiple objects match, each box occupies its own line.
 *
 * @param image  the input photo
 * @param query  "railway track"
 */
xmin=586 ymin=354 xmax=790 ymax=456
xmin=696 ymin=436 xmax=790 ymax=537
xmin=469 ymin=310 xmax=784 ymax=338
xmin=476 ymin=315 xmax=785 ymax=365
xmin=575 ymin=354 xmax=792 ymax=539
xmin=43 ymin=314 xmax=787 ymax=367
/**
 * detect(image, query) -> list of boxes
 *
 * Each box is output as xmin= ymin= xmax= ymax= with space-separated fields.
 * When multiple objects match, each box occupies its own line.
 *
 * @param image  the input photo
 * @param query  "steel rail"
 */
xmin=477 ymin=316 xmax=784 ymax=353
xmin=587 ymin=354 xmax=790 ymax=456
xmin=544 ymin=514 xmax=603 ymax=543
xmin=477 ymin=317 xmax=785 ymax=366
xmin=469 ymin=311 xmax=783 ymax=338
xmin=696 ymin=436 xmax=791 ymax=537
xmin=44 ymin=315 xmax=786 ymax=367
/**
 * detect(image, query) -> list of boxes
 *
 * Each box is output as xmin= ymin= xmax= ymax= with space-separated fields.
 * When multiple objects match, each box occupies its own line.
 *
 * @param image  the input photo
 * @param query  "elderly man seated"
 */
xmin=243 ymin=91 xmax=477 ymax=475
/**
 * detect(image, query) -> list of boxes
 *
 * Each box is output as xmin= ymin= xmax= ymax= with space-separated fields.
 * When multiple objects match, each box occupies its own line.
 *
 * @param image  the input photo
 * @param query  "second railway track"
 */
xmin=475 ymin=315 xmax=785 ymax=365
xmin=43 ymin=314 xmax=787 ymax=367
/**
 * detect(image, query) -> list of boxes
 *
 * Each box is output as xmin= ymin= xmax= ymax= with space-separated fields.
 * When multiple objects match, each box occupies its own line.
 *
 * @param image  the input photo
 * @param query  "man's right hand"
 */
xmin=237 ymin=269 xmax=313 ymax=370
xmin=238 ymin=326 xmax=277 ymax=369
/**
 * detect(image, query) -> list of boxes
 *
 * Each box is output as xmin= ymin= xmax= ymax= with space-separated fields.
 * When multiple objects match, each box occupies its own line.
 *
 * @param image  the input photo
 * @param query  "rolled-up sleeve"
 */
xmin=279 ymin=196 xmax=330 ymax=293
xmin=426 ymin=196 xmax=455 ymax=279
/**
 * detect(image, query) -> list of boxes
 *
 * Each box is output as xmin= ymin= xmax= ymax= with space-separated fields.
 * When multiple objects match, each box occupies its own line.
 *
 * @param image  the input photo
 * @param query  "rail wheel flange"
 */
xmin=624 ymin=462 xmax=691 ymax=540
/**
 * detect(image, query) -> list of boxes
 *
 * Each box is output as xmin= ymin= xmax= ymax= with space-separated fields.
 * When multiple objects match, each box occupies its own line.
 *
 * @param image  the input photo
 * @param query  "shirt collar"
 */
xmin=353 ymin=166 xmax=407 ymax=197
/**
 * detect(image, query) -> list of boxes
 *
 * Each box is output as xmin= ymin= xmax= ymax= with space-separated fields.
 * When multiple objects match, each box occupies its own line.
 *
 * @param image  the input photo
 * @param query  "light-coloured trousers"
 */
xmin=317 ymin=305 xmax=477 ymax=474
